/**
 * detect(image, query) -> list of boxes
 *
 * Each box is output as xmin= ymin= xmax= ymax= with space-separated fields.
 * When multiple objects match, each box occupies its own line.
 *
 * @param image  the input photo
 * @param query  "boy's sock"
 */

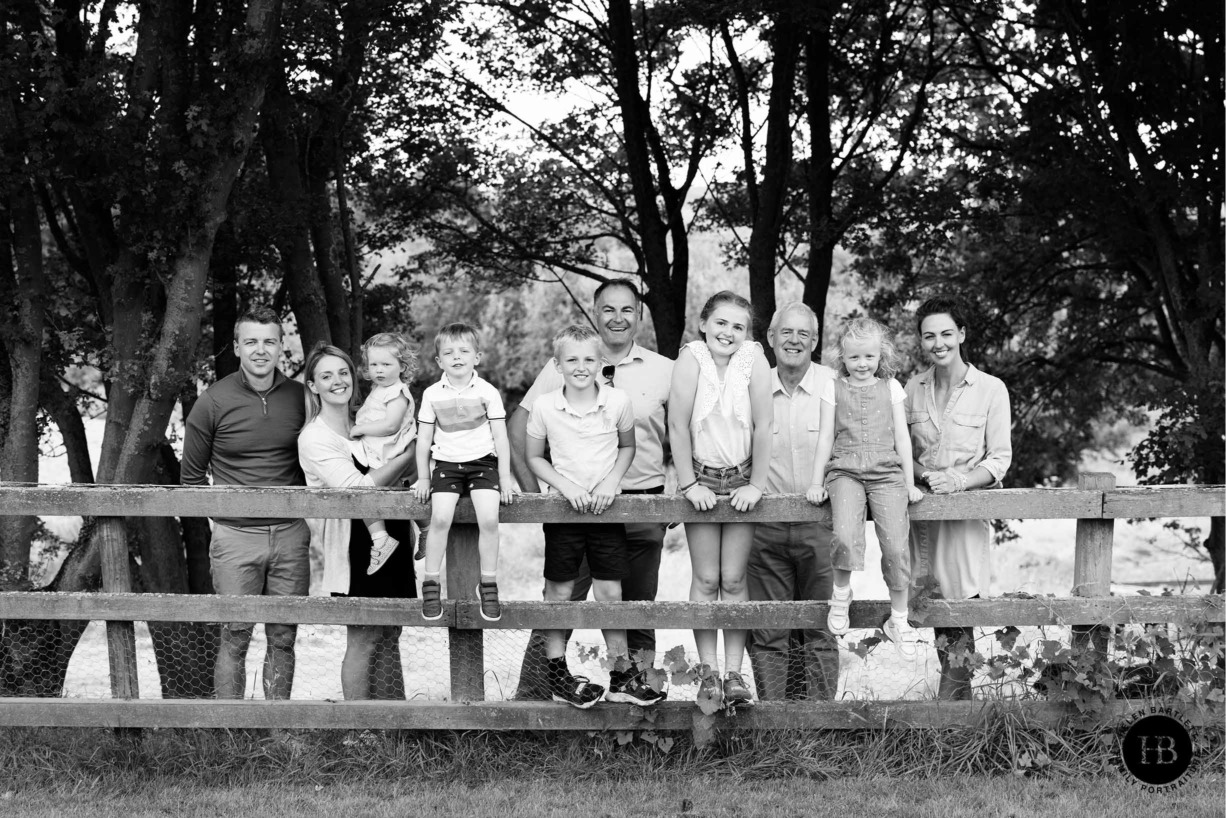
xmin=480 ymin=572 xmax=497 ymax=584
xmin=424 ymin=571 xmax=440 ymax=583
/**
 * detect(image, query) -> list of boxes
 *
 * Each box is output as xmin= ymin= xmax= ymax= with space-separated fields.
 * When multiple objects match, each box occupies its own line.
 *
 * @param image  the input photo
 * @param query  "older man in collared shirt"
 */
xmin=508 ymin=278 xmax=673 ymax=699
xmin=746 ymin=302 xmax=840 ymax=701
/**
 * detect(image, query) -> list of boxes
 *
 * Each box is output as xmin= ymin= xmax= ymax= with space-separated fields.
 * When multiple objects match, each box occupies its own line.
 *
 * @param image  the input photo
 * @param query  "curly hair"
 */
xmin=361 ymin=332 xmax=419 ymax=383
xmin=823 ymin=317 xmax=902 ymax=380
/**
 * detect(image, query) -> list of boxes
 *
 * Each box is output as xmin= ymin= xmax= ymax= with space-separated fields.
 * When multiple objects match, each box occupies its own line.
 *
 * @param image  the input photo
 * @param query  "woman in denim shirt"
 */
xmin=905 ymin=297 xmax=1012 ymax=700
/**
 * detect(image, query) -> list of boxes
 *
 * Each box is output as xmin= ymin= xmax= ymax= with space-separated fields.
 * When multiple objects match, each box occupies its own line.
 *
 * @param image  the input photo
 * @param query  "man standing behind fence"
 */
xmin=182 ymin=306 xmax=308 ymax=699
xmin=746 ymin=302 xmax=840 ymax=700
xmin=508 ymin=279 xmax=673 ymax=699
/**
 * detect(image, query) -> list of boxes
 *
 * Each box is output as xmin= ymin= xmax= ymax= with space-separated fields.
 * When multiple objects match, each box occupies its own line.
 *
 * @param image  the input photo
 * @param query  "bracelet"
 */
xmin=678 ymin=479 xmax=699 ymax=494
xmin=945 ymin=469 xmax=967 ymax=492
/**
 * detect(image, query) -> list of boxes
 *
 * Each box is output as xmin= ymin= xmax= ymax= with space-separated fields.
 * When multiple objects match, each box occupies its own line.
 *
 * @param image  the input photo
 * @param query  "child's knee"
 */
xmin=592 ymin=579 xmax=622 ymax=602
xmin=720 ymin=570 xmax=747 ymax=596
xmin=691 ymin=572 xmax=720 ymax=596
xmin=544 ymin=579 xmax=574 ymax=601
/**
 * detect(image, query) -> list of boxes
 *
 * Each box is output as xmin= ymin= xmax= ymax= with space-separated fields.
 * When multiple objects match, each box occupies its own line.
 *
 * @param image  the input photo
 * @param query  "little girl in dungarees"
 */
xmin=669 ymin=291 xmax=773 ymax=708
xmin=806 ymin=318 xmax=924 ymax=657
xmin=350 ymin=332 xmax=418 ymax=574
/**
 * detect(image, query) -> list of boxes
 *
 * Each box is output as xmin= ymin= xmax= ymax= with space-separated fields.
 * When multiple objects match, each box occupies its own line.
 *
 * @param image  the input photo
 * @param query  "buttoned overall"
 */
xmin=825 ymin=378 xmax=911 ymax=591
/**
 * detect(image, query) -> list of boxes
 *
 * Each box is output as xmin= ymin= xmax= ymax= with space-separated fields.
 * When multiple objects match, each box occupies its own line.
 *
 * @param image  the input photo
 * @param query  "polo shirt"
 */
xmin=521 ymin=342 xmax=671 ymax=489
xmin=418 ymin=372 xmax=506 ymax=463
xmin=526 ymin=384 xmax=635 ymax=492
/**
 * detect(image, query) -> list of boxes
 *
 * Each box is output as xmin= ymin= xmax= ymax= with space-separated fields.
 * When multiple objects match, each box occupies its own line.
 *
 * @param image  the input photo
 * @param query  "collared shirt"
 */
xmin=520 ymin=342 xmax=672 ymax=490
xmin=904 ymin=363 xmax=1012 ymax=484
xmin=765 ymin=363 xmax=837 ymax=494
xmin=526 ymin=384 xmax=635 ymax=492
xmin=418 ymin=371 xmax=506 ymax=463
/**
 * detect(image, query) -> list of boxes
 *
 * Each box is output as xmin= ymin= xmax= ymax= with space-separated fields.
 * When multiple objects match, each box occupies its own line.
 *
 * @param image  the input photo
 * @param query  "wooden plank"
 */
xmin=0 ymin=484 xmax=1103 ymax=522
xmin=97 ymin=518 xmax=140 ymax=701
xmin=1103 ymin=486 xmax=1226 ymax=519
xmin=446 ymin=524 xmax=485 ymax=702
xmin=0 ymin=592 xmax=1219 ymax=627
xmin=0 ymin=697 xmax=1213 ymax=731
xmin=1073 ymin=473 xmax=1115 ymax=598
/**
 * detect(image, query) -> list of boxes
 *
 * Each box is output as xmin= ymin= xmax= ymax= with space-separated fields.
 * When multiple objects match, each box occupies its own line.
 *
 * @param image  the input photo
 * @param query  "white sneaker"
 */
xmin=883 ymin=615 xmax=920 ymax=659
xmin=827 ymin=588 xmax=851 ymax=635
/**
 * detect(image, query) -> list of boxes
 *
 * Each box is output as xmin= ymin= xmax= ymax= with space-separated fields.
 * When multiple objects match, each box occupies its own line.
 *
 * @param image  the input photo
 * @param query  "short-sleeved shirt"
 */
xmin=526 ymin=384 xmax=635 ymax=492
xmin=418 ymin=372 xmax=506 ymax=463
xmin=356 ymin=382 xmax=416 ymax=467
xmin=520 ymin=342 xmax=671 ymax=490
xmin=766 ymin=363 xmax=838 ymax=494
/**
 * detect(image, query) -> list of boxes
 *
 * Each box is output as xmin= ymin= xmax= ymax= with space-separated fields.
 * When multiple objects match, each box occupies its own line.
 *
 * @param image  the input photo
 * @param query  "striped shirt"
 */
xmin=418 ymin=372 xmax=506 ymax=463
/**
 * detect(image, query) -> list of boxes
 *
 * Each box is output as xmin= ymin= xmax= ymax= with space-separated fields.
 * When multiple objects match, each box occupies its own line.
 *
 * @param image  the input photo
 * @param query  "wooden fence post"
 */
xmin=446 ymin=523 xmax=485 ymax=701
xmin=97 ymin=517 xmax=140 ymax=703
xmin=1073 ymin=472 xmax=1115 ymax=652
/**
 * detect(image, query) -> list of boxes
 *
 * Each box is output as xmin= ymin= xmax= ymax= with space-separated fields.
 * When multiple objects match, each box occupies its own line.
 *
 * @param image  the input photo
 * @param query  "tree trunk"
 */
xmin=40 ymin=369 xmax=94 ymax=484
xmin=802 ymin=8 xmax=836 ymax=355
xmin=308 ymin=171 xmax=352 ymax=356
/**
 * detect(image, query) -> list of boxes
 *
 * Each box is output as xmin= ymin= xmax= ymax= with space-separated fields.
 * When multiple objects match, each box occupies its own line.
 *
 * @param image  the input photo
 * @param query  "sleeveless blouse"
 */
xmin=687 ymin=339 xmax=758 ymax=467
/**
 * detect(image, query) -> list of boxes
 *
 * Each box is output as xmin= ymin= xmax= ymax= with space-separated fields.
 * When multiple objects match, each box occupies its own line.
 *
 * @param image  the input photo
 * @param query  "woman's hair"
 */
xmin=698 ymin=290 xmax=754 ymax=341
xmin=303 ymin=341 xmax=358 ymax=423
xmin=915 ymin=296 xmax=969 ymax=333
xmin=361 ymin=332 xmax=418 ymax=382
xmin=823 ymin=317 xmax=903 ymax=380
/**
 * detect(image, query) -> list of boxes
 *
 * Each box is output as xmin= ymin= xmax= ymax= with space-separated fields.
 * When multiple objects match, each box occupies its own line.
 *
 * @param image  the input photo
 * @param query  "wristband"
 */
xmin=945 ymin=469 xmax=967 ymax=492
xmin=679 ymin=479 xmax=699 ymax=494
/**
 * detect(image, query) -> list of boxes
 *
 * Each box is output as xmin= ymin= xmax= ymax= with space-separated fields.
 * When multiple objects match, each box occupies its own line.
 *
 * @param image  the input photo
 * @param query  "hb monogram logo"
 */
xmin=1120 ymin=711 xmax=1194 ymax=790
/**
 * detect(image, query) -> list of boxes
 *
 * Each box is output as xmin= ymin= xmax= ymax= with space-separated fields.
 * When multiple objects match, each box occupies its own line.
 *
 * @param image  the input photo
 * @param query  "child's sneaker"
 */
xmin=549 ymin=672 xmax=605 ymax=709
xmin=421 ymin=579 xmax=443 ymax=621
xmin=827 ymin=587 xmax=852 ymax=635
xmin=413 ymin=525 xmax=428 ymax=561
xmin=366 ymin=535 xmax=399 ymax=575
xmin=883 ymin=614 xmax=920 ymax=659
xmin=475 ymin=581 xmax=501 ymax=622
xmin=722 ymin=671 xmax=753 ymax=707
xmin=605 ymin=670 xmax=666 ymax=706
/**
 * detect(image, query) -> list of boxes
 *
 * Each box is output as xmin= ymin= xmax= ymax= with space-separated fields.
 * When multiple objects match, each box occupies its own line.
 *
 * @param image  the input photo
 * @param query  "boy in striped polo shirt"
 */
xmin=413 ymin=323 xmax=514 ymax=621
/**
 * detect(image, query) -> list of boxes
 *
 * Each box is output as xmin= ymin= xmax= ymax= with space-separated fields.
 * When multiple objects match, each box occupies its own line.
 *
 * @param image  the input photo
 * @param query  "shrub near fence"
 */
xmin=0 ymin=475 xmax=1221 ymax=731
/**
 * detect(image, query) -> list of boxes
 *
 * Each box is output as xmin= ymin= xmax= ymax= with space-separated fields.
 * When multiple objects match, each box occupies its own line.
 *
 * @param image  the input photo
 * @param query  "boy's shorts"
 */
xmin=543 ymin=522 xmax=628 ymax=582
xmin=430 ymin=454 xmax=500 ymax=495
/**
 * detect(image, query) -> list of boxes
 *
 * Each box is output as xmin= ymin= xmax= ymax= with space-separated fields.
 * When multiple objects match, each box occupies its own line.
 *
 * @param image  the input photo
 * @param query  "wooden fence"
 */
xmin=0 ymin=475 xmax=1221 ymax=731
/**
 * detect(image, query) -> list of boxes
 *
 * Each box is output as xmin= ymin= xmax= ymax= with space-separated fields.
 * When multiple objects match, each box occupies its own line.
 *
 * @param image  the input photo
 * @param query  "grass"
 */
xmin=1 ymin=720 xmax=1222 ymax=817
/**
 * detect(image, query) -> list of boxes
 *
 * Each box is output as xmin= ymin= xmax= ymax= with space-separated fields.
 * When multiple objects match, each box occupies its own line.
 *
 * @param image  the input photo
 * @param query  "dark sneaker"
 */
xmin=366 ymin=535 xmax=399 ymax=576
xmin=475 ymin=581 xmax=502 ymax=622
xmin=723 ymin=671 xmax=753 ymax=707
xmin=550 ymin=673 xmax=605 ymax=709
xmin=605 ymin=671 xmax=666 ymax=706
xmin=413 ymin=526 xmax=428 ymax=561
xmin=421 ymin=579 xmax=442 ymax=621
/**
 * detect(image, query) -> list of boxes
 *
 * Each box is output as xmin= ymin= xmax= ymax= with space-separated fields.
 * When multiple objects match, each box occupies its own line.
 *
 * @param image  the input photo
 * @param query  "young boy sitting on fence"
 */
xmin=525 ymin=325 xmax=665 ymax=708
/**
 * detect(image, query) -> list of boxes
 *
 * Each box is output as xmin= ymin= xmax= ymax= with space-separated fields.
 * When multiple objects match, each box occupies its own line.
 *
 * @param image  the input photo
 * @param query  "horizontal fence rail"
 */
xmin=1 ymin=483 xmax=1220 ymax=522
xmin=0 ymin=479 xmax=1221 ymax=732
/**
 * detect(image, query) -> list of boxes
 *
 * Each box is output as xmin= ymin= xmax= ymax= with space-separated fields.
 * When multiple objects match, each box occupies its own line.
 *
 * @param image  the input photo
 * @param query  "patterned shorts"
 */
xmin=429 ymin=454 xmax=500 ymax=495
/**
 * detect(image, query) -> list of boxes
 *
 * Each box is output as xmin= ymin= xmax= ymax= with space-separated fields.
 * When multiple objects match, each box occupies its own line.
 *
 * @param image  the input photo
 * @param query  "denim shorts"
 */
xmin=692 ymin=458 xmax=751 ymax=495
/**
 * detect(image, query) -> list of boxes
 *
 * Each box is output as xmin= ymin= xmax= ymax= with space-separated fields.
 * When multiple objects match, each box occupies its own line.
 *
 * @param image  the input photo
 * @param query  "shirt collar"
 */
xmin=770 ymin=364 xmax=820 ymax=397
xmin=438 ymin=371 xmax=479 ymax=391
xmin=551 ymin=381 xmax=610 ymax=416
xmin=918 ymin=363 xmax=980 ymax=387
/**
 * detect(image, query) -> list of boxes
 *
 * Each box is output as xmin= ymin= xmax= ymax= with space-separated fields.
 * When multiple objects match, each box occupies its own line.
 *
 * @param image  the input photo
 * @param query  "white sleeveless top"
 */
xmin=687 ymin=339 xmax=757 ymax=467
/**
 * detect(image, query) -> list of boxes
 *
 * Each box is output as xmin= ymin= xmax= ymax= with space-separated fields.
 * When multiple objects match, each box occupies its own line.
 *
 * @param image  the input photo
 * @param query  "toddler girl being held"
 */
xmin=351 ymin=332 xmax=418 ymax=574
xmin=806 ymin=318 xmax=923 ymax=657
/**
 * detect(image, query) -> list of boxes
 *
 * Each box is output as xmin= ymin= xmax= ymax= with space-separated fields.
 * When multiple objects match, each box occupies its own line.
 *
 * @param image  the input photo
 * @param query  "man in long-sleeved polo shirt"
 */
xmin=746 ymin=302 xmax=840 ymax=701
xmin=182 ymin=305 xmax=307 ymax=700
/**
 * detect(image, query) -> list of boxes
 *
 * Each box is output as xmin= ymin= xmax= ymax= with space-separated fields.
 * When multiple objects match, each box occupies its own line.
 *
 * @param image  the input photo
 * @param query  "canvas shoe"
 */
xmin=605 ymin=670 xmax=666 ymax=706
xmin=827 ymin=587 xmax=852 ymax=635
xmin=722 ymin=671 xmax=753 ymax=707
xmin=421 ymin=579 xmax=443 ymax=621
xmin=366 ymin=535 xmax=399 ymax=576
xmin=550 ymin=672 xmax=605 ymax=709
xmin=475 ymin=581 xmax=502 ymax=622
xmin=883 ymin=614 xmax=921 ymax=659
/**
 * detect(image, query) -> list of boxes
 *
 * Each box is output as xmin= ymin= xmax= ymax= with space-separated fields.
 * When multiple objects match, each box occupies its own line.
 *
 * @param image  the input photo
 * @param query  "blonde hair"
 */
xmin=552 ymin=324 xmax=600 ymax=359
xmin=823 ymin=317 xmax=902 ymax=380
xmin=361 ymin=332 xmax=418 ymax=383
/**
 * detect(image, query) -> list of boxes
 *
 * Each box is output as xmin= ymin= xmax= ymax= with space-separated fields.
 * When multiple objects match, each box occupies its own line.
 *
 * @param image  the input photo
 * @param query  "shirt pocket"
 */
xmin=949 ymin=412 xmax=987 ymax=452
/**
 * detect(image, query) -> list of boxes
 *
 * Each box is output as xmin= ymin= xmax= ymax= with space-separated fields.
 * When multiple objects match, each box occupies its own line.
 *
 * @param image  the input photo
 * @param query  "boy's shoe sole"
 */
xmin=605 ymin=676 xmax=667 ymax=706
xmin=475 ymin=583 xmax=502 ymax=622
xmin=550 ymin=676 xmax=605 ymax=709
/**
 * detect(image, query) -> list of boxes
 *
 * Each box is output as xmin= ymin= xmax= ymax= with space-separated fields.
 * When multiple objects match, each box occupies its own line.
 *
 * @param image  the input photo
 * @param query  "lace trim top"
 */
xmin=686 ymin=339 xmax=759 ymax=431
